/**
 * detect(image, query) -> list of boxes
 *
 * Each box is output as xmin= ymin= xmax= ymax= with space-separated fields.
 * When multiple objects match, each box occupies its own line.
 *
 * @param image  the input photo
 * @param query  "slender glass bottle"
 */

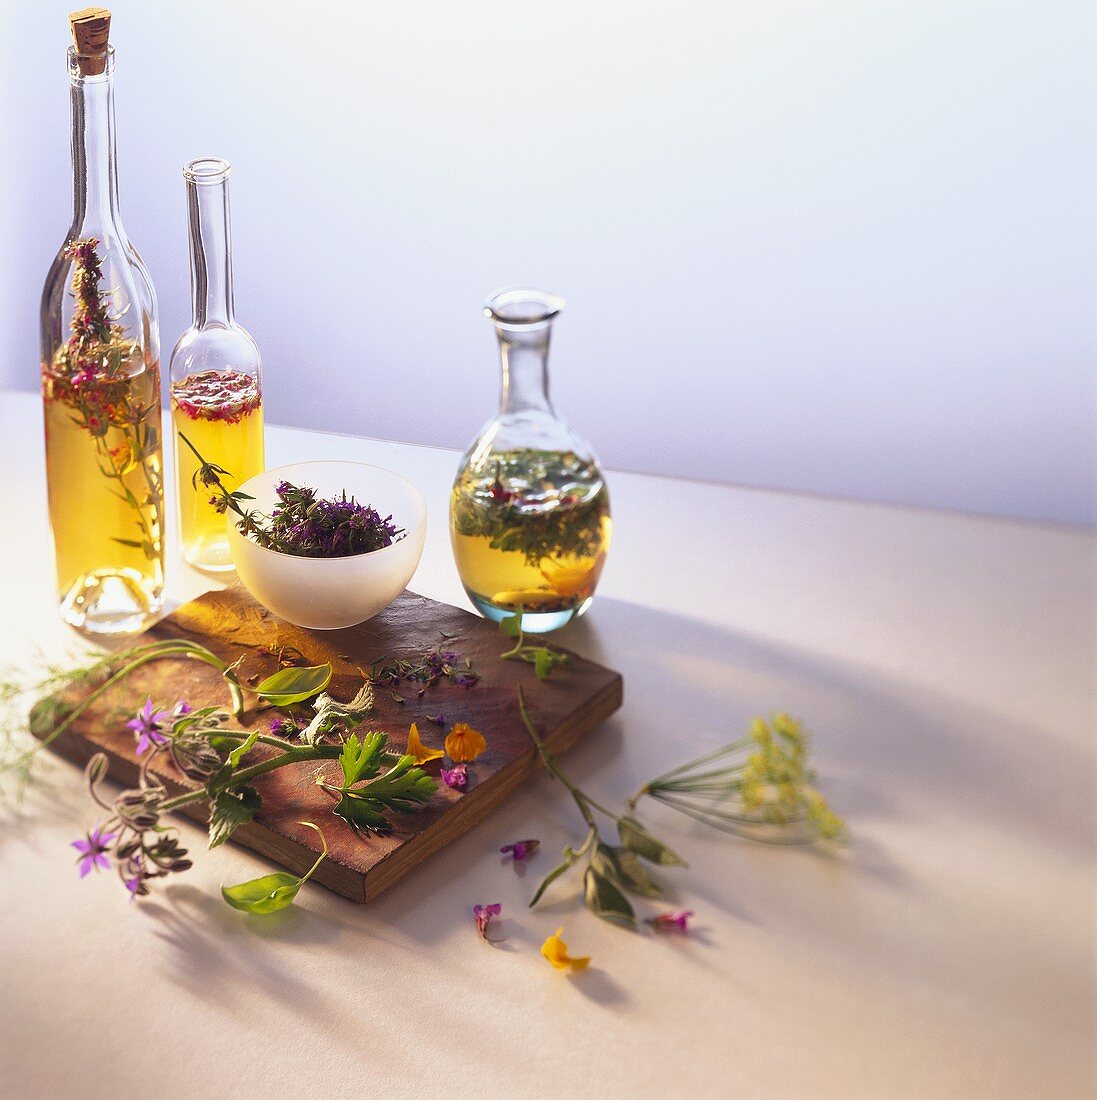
xmin=450 ymin=288 xmax=611 ymax=633
xmin=170 ymin=158 xmax=264 ymax=572
xmin=40 ymin=11 xmax=164 ymax=634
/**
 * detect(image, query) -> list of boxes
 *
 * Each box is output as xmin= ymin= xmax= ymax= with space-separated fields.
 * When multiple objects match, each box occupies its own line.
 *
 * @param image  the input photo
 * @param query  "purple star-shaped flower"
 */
xmin=71 ymin=826 xmax=118 ymax=878
xmin=441 ymin=764 xmax=468 ymax=791
xmin=125 ymin=697 xmax=171 ymax=755
xmin=500 ymin=838 xmax=540 ymax=862
xmin=473 ymin=902 xmax=502 ymax=940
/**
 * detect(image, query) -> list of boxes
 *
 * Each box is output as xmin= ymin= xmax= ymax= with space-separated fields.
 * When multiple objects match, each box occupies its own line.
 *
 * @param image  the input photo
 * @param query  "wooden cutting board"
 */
xmin=36 ymin=586 xmax=622 ymax=902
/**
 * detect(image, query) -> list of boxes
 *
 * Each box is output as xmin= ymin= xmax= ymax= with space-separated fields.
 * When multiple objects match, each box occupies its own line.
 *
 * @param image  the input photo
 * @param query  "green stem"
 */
xmin=517 ymin=685 xmax=602 ymax=831
xmin=157 ymin=744 xmax=405 ymax=815
xmin=158 ymin=744 xmax=343 ymax=813
xmin=295 ymin=822 xmax=329 ymax=885
xmin=499 ymin=617 xmax=525 ymax=661
xmin=177 ymin=430 xmax=248 ymax=522
xmin=626 ymin=739 xmax=751 ymax=808
xmin=12 ymin=641 xmax=243 ymax=772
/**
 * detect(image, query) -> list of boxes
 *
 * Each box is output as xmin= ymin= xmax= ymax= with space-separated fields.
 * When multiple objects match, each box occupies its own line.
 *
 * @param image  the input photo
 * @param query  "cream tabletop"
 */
xmin=0 ymin=390 xmax=1093 ymax=1098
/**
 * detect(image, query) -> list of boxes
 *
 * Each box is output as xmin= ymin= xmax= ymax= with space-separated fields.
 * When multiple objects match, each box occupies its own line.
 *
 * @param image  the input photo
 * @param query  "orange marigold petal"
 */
xmin=406 ymin=722 xmax=443 ymax=766
xmin=444 ymin=722 xmax=487 ymax=763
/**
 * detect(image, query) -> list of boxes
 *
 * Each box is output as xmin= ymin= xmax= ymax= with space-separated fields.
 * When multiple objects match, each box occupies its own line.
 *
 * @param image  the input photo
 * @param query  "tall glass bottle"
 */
xmin=450 ymin=288 xmax=611 ymax=633
xmin=170 ymin=158 xmax=264 ymax=572
xmin=40 ymin=11 xmax=164 ymax=634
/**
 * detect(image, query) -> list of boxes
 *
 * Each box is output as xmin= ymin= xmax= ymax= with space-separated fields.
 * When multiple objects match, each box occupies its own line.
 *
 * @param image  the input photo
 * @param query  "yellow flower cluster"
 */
xmin=741 ymin=714 xmax=845 ymax=840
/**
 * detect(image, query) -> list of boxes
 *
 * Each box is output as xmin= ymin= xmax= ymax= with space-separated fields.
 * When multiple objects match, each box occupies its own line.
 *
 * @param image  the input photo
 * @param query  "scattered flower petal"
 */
xmin=500 ymin=838 xmax=540 ymax=862
xmin=646 ymin=910 xmax=693 ymax=933
xmin=473 ymin=902 xmax=502 ymax=940
xmin=406 ymin=722 xmax=444 ymax=766
xmin=541 ymin=927 xmax=590 ymax=972
xmin=441 ymin=764 xmax=468 ymax=791
xmin=445 ymin=722 xmax=487 ymax=763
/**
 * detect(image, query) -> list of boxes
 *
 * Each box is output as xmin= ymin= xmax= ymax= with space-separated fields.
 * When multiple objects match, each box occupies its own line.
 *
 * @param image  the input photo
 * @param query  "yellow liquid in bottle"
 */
xmin=450 ymin=449 xmax=611 ymax=631
xmin=42 ymin=357 xmax=165 ymax=633
xmin=171 ymin=369 xmax=264 ymax=572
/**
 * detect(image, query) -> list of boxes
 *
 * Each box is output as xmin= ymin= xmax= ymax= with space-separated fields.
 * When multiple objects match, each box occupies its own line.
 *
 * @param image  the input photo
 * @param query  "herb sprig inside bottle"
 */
xmin=179 ymin=434 xmax=405 ymax=559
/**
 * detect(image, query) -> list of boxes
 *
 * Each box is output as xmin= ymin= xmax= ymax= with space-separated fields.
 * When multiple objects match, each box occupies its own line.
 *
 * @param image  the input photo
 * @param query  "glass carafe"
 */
xmin=450 ymin=288 xmax=611 ymax=633
xmin=170 ymin=158 xmax=264 ymax=572
xmin=39 ymin=31 xmax=164 ymax=634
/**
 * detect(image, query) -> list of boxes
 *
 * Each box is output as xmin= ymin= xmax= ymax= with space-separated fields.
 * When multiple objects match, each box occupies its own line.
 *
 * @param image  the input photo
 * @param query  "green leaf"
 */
xmin=332 ymin=755 xmax=436 ymax=834
xmin=529 ymin=847 xmax=578 ymax=908
xmin=255 ymin=663 xmax=333 ymax=706
xmin=208 ymin=785 xmax=261 ymax=848
xmin=356 ymin=755 xmax=436 ymax=812
xmin=618 ymin=815 xmax=687 ymax=867
xmin=332 ymin=792 xmax=391 ymax=833
xmin=608 ymin=846 xmax=664 ymax=898
xmin=583 ymin=866 xmax=636 ymax=928
xmin=499 ymin=614 xmax=523 ymax=639
xmin=531 ymin=647 xmax=569 ymax=680
xmin=221 ymin=872 xmax=303 ymax=914
xmin=591 ymin=841 xmax=663 ymax=897
xmin=111 ymin=537 xmax=143 ymax=548
xmin=337 ymin=730 xmax=388 ymax=786
xmin=227 ymin=730 xmax=259 ymax=768
xmin=221 ymin=821 xmax=328 ymax=915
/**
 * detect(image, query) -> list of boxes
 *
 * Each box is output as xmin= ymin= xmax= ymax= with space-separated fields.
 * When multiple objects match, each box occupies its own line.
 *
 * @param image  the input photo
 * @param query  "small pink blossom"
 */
xmin=441 ymin=764 xmax=468 ymax=791
xmin=500 ymin=838 xmax=540 ymax=862
xmin=473 ymin=902 xmax=502 ymax=940
xmin=645 ymin=910 xmax=693 ymax=933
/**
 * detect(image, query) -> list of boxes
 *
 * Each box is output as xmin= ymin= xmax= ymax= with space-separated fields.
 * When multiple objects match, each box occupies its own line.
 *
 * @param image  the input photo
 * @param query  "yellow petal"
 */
xmin=541 ymin=927 xmax=590 ymax=972
xmin=444 ymin=722 xmax=487 ymax=763
xmin=540 ymin=559 xmax=595 ymax=598
xmin=405 ymin=722 xmax=443 ymax=766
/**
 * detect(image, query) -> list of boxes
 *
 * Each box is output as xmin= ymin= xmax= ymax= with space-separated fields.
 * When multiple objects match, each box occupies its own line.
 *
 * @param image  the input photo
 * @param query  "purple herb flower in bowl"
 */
xmin=226 ymin=461 xmax=427 ymax=629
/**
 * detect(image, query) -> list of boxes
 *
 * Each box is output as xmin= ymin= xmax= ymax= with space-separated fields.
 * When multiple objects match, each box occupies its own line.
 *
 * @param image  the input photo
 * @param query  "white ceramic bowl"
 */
xmin=227 ymin=461 xmax=427 ymax=630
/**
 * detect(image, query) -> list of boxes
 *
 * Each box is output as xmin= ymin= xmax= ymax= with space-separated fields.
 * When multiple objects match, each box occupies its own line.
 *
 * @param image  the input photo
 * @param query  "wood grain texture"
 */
xmin=36 ymin=586 xmax=622 ymax=901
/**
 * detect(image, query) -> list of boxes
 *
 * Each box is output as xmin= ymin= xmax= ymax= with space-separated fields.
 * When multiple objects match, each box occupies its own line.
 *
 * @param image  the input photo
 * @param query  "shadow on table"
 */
xmin=14 ymin=594 xmax=1092 ymax=1051
xmin=555 ymin=596 xmax=1093 ymax=862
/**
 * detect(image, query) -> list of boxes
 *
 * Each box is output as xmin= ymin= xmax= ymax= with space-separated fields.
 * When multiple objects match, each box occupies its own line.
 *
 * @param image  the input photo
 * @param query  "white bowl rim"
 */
xmin=228 ymin=459 xmax=427 ymax=566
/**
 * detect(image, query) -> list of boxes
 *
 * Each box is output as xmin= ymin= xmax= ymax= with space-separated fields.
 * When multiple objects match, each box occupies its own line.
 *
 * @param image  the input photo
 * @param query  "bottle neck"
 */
xmin=70 ymin=70 xmax=121 ymax=234
xmin=186 ymin=172 xmax=235 ymax=327
xmin=498 ymin=325 xmax=554 ymax=415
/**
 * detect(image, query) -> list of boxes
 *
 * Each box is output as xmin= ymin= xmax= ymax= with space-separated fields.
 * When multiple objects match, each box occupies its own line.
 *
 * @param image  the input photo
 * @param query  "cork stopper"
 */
xmin=69 ymin=8 xmax=111 ymax=76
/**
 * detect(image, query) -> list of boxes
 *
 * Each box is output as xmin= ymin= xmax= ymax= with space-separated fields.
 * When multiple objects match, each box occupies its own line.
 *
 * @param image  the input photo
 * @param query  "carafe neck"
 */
xmin=185 ymin=159 xmax=235 ymax=328
xmin=487 ymin=288 xmax=566 ymax=417
xmin=498 ymin=330 xmax=554 ymax=415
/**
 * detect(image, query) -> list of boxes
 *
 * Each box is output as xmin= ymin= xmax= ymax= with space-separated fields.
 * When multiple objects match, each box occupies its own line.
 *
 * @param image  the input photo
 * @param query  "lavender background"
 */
xmin=1 ymin=0 xmax=1093 ymax=524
